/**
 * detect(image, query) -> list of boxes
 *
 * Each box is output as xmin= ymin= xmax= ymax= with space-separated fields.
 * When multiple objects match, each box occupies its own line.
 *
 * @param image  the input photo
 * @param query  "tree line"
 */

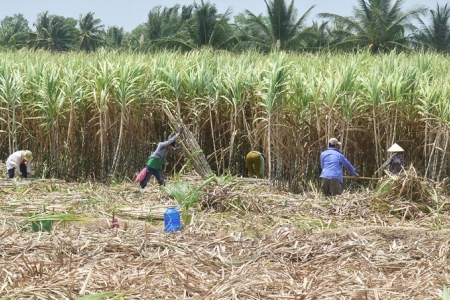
xmin=1 ymin=0 xmax=450 ymax=54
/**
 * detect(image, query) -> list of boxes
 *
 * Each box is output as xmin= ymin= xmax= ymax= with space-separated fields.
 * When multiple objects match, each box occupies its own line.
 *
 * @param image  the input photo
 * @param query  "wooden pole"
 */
xmin=343 ymin=176 xmax=379 ymax=180
xmin=374 ymin=153 xmax=395 ymax=176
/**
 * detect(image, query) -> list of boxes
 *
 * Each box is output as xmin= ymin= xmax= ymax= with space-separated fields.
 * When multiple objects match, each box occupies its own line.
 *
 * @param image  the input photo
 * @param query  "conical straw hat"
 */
xmin=387 ymin=143 xmax=404 ymax=152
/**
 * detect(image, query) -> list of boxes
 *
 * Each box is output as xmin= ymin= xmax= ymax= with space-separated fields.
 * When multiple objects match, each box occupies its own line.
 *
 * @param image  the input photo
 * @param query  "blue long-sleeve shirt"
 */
xmin=320 ymin=148 xmax=358 ymax=183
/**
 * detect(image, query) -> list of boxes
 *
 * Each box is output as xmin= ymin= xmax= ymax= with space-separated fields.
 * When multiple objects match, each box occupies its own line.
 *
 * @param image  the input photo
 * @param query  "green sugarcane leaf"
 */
xmin=76 ymin=291 xmax=115 ymax=300
xmin=26 ymin=213 xmax=87 ymax=222
xmin=443 ymin=285 xmax=450 ymax=300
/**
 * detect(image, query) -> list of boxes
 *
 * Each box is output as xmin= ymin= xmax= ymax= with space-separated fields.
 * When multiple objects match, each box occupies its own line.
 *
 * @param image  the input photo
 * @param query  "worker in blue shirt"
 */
xmin=320 ymin=138 xmax=359 ymax=196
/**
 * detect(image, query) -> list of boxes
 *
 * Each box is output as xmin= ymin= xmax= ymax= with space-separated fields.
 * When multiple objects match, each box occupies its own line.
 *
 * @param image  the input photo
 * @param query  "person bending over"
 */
xmin=246 ymin=151 xmax=265 ymax=178
xmin=6 ymin=150 xmax=33 ymax=178
xmin=140 ymin=129 xmax=183 ymax=189
xmin=320 ymin=138 xmax=358 ymax=196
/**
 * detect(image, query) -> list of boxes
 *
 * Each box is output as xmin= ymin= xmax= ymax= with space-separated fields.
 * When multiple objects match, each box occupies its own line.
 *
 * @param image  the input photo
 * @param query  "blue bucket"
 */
xmin=164 ymin=207 xmax=182 ymax=232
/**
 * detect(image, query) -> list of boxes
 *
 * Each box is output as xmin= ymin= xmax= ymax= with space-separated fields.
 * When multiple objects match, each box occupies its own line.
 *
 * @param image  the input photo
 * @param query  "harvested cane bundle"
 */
xmin=199 ymin=182 xmax=262 ymax=213
xmin=163 ymin=106 xmax=214 ymax=177
xmin=375 ymin=165 xmax=447 ymax=205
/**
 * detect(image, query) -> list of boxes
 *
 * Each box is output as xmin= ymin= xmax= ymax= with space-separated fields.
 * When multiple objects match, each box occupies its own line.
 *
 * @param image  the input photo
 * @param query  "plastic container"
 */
xmin=31 ymin=220 xmax=52 ymax=232
xmin=164 ymin=207 xmax=182 ymax=232
xmin=31 ymin=205 xmax=53 ymax=232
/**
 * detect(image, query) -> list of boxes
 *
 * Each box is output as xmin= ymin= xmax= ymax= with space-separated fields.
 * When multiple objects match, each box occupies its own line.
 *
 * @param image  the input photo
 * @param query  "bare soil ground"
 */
xmin=1 ymin=170 xmax=450 ymax=299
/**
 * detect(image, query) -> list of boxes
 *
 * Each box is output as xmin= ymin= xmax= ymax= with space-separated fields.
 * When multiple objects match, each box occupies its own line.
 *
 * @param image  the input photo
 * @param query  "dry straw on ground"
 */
xmin=1 ymin=166 xmax=450 ymax=299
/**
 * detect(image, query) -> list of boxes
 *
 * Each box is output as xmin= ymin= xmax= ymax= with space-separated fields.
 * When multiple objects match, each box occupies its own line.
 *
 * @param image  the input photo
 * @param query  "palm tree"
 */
xmin=239 ymin=0 xmax=315 ymax=52
xmin=151 ymin=1 xmax=236 ymax=51
xmin=0 ymin=14 xmax=31 ymax=49
xmin=324 ymin=18 xmax=354 ymax=51
xmin=146 ymin=5 xmax=182 ymax=40
xmin=78 ymin=12 xmax=104 ymax=52
xmin=105 ymin=26 xmax=124 ymax=49
xmin=413 ymin=3 xmax=450 ymax=53
xmin=182 ymin=0 xmax=236 ymax=50
xmin=303 ymin=21 xmax=331 ymax=51
xmin=319 ymin=0 xmax=427 ymax=54
xmin=141 ymin=5 xmax=188 ymax=50
xmin=31 ymin=11 xmax=77 ymax=52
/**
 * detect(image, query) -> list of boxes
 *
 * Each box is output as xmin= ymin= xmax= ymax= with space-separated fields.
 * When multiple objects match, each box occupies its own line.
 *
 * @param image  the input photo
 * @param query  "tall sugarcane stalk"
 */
xmin=111 ymin=62 xmax=143 ymax=175
xmin=1 ymin=49 xmax=450 ymax=188
xmin=257 ymin=54 xmax=289 ymax=180
xmin=0 ymin=69 xmax=23 ymax=153
xmin=89 ymin=61 xmax=114 ymax=179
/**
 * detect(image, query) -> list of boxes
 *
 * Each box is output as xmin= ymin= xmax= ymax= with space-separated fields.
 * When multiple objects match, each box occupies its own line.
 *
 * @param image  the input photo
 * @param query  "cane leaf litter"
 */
xmin=1 ymin=164 xmax=450 ymax=299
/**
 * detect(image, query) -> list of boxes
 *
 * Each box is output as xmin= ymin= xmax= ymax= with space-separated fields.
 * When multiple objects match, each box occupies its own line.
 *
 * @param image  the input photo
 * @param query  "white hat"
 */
xmin=22 ymin=150 xmax=33 ymax=160
xmin=387 ymin=143 xmax=404 ymax=152
xmin=329 ymin=138 xmax=342 ymax=146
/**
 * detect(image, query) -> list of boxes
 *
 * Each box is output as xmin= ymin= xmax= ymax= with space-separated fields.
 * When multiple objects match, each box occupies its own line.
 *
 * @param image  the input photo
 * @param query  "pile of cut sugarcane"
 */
xmin=163 ymin=106 xmax=214 ymax=177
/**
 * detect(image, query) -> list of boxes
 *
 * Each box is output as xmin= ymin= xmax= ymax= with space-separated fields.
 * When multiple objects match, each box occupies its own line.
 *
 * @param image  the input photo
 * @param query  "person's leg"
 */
xmin=246 ymin=153 xmax=254 ymax=177
xmin=140 ymin=167 xmax=153 ymax=189
xmin=329 ymin=179 xmax=343 ymax=196
xmin=19 ymin=164 xmax=27 ymax=178
xmin=322 ymin=178 xmax=331 ymax=196
xmin=254 ymin=155 xmax=261 ymax=178
xmin=7 ymin=168 xmax=15 ymax=178
xmin=154 ymin=169 xmax=165 ymax=186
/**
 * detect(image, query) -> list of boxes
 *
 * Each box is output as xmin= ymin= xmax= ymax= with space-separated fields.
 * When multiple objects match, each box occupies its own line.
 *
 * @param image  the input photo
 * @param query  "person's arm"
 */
xmin=26 ymin=160 xmax=31 ymax=174
xmin=259 ymin=153 xmax=265 ymax=177
xmin=319 ymin=152 xmax=324 ymax=169
xmin=173 ymin=146 xmax=183 ymax=153
xmin=341 ymin=155 xmax=358 ymax=176
xmin=159 ymin=132 xmax=180 ymax=148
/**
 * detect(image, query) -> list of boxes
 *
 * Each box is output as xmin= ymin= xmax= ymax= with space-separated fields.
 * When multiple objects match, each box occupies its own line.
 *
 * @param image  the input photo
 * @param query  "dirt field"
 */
xmin=1 ymin=173 xmax=450 ymax=300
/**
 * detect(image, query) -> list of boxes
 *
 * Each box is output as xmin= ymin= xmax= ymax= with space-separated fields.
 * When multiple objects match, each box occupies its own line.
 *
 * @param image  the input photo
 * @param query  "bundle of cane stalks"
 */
xmin=376 ymin=165 xmax=448 ymax=205
xmin=163 ymin=106 xmax=214 ymax=178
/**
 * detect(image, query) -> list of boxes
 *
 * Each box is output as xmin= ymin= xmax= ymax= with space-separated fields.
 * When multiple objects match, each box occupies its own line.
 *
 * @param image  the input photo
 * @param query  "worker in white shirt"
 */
xmin=6 ymin=150 xmax=33 ymax=178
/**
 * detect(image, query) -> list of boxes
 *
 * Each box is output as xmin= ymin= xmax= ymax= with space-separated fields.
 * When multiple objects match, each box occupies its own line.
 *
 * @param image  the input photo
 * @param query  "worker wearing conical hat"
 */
xmin=6 ymin=150 xmax=33 ymax=178
xmin=387 ymin=143 xmax=404 ymax=174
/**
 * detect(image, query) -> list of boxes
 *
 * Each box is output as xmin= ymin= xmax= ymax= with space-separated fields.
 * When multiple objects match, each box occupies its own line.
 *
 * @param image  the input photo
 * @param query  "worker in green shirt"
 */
xmin=140 ymin=128 xmax=183 ymax=189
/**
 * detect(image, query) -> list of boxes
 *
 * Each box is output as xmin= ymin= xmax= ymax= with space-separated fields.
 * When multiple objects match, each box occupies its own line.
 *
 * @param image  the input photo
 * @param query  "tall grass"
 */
xmin=0 ymin=49 xmax=449 ymax=191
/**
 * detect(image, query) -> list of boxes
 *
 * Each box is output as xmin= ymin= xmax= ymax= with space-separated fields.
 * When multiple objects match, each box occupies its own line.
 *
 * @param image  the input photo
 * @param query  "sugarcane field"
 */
xmin=2 ymin=50 xmax=450 ymax=300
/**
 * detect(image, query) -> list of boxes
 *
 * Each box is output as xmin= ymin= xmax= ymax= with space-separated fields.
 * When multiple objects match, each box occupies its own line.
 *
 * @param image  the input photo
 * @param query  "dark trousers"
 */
xmin=321 ymin=178 xmax=342 ymax=196
xmin=140 ymin=166 xmax=164 ymax=188
xmin=8 ymin=164 xmax=28 ymax=178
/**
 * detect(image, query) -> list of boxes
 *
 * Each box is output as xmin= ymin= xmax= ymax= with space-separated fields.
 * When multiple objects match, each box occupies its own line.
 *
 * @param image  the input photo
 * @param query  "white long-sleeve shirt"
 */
xmin=6 ymin=150 xmax=31 ymax=172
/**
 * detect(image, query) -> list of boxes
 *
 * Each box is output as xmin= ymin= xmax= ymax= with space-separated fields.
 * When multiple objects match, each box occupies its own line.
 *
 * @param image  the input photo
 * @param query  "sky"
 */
xmin=1 ymin=0 xmax=449 ymax=32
